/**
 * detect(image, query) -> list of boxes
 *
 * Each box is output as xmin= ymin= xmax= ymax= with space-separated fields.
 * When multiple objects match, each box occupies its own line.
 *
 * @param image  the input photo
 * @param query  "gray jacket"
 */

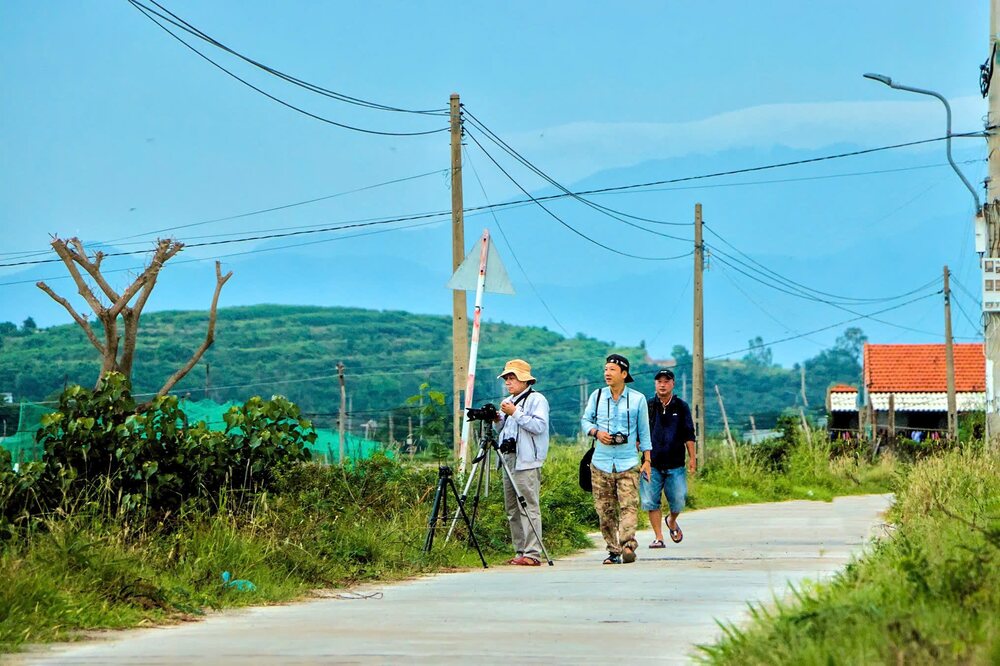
xmin=494 ymin=388 xmax=550 ymax=470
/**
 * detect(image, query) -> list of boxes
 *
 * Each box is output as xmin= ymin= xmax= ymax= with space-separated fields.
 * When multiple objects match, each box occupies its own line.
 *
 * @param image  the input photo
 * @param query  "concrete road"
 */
xmin=10 ymin=494 xmax=892 ymax=665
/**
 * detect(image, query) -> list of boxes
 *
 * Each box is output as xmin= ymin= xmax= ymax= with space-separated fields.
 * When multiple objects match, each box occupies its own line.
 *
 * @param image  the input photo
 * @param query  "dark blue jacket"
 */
xmin=647 ymin=395 xmax=695 ymax=470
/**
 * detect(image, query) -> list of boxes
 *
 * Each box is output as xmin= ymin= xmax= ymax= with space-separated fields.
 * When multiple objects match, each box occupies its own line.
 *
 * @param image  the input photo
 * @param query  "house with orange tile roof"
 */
xmin=826 ymin=383 xmax=860 ymax=433
xmin=861 ymin=342 xmax=985 ymax=434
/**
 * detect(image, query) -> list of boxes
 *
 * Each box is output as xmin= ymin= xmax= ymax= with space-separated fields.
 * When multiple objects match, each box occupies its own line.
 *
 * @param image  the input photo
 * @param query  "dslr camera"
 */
xmin=466 ymin=402 xmax=499 ymax=422
xmin=610 ymin=432 xmax=629 ymax=445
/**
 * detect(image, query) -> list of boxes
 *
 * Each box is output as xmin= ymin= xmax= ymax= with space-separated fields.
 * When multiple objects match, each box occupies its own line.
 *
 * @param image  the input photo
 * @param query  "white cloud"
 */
xmin=503 ymin=96 xmax=986 ymax=187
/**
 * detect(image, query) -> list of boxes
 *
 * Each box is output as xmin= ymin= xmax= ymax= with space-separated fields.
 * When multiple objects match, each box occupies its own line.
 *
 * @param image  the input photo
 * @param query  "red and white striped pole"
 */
xmin=458 ymin=229 xmax=490 ymax=475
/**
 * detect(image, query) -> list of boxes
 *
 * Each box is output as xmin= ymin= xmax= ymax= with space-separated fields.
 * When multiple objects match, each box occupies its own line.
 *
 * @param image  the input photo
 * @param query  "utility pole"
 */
xmin=749 ymin=414 xmax=758 ymax=444
xmin=681 ymin=372 xmax=688 ymax=404
xmin=800 ymin=365 xmax=809 ymax=408
xmin=986 ymin=1 xmax=1000 ymax=448
xmin=450 ymin=93 xmax=468 ymax=461
xmin=205 ymin=362 xmax=211 ymax=399
xmin=944 ymin=265 xmax=958 ymax=439
xmin=714 ymin=384 xmax=736 ymax=460
xmin=407 ymin=416 xmax=414 ymax=460
xmin=337 ymin=362 xmax=346 ymax=464
xmin=388 ymin=413 xmax=395 ymax=447
xmin=692 ymin=203 xmax=706 ymax=468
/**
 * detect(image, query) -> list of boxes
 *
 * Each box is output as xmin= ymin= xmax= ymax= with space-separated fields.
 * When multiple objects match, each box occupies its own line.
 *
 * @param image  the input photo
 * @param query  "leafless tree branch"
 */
xmin=36 ymin=281 xmax=106 ymax=355
xmin=154 ymin=261 xmax=233 ymax=400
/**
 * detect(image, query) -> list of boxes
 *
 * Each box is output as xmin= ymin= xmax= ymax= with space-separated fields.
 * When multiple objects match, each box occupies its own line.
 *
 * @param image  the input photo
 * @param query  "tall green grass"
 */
xmin=699 ymin=447 xmax=1000 ymax=665
xmin=688 ymin=433 xmax=896 ymax=508
xmin=0 ymin=448 xmax=594 ymax=652
xmin=1 ymin=434 xmax=899 ymax=654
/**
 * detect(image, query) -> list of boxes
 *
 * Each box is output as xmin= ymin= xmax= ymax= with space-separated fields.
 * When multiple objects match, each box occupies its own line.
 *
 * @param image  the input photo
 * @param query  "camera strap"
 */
xmin=504 ymin=388 xmax=534 ymax=447
xmin=603 ymin=389 xmax=629 ymax=443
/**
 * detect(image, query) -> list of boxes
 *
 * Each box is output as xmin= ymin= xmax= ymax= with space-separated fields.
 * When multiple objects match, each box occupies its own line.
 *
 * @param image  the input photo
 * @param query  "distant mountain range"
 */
xmin=1 ymin=141 xmax=983 ymax=370
xmin=0 ymin=304 xmax=862 ymax=437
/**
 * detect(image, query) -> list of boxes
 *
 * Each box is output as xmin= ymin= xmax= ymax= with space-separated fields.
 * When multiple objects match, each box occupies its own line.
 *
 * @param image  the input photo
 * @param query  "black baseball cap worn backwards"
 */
xmin=606 ymin=354 xmax=634 ymax=383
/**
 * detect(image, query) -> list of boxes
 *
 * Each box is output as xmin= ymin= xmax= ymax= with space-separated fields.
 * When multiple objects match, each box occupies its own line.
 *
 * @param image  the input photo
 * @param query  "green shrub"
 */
xmin=700 ymin=448 xmax=999 ymax=665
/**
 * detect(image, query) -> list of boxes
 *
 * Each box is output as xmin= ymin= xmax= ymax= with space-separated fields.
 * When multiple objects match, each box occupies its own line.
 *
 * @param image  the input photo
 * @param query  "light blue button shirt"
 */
xmin=580 ymin=386 xmax=652 ymax=473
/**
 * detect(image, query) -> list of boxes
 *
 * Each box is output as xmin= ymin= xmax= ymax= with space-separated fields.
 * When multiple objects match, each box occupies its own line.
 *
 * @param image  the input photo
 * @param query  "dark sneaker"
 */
xmin=602 ymin=553 xmax=621 ymax=565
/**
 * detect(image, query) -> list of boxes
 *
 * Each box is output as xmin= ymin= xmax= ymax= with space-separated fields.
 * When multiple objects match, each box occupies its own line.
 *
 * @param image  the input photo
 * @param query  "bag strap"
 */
xmin=590 ymin=388 xmax=602 ymax=442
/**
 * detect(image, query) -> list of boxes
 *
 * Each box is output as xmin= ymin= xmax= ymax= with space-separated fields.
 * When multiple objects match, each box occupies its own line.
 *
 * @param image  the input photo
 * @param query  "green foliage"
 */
xmin=0 ymin=445 xmax=597 ymax=652
xmin=699 ymin=448 xmax=999 ymax=665
xmin=1 ymin=374 xmax=313 ymax=532
xmin=0 ymin=306 xmax=868 ymax=437
xmin=404 ymin=383 xmax=449 ymax=460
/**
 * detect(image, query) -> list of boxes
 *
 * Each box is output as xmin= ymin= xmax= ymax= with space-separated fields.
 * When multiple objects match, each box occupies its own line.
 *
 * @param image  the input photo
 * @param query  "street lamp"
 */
xmin=863 ymin=72 xmax=981 ymax=210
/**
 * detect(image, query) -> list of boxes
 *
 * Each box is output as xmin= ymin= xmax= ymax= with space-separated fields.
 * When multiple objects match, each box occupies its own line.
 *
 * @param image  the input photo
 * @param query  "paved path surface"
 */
xmin=9 ymin=494 xmax=892 ymax=665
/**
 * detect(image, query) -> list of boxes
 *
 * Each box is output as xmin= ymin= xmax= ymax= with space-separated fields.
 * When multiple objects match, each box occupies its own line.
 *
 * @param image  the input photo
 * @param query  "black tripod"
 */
xmin=422 ymin=465 xmax=488 ymax=568
xmin=446 ymin=423 xmax=553 ymax=566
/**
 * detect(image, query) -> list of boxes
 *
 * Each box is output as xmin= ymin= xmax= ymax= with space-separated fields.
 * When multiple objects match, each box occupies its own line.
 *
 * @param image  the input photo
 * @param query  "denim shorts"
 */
xmin=640 ymin=466 xmax=687 ymax=513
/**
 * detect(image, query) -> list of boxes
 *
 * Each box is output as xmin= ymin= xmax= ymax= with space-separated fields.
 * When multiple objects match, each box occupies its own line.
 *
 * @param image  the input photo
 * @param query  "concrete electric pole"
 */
xmin=944 ymin=265 xmax=958 ymax=439
xmin=450 ymin=93 xmax=469 ymax=461
xmin=985 ymin=1 xmax=1000 ymax=447
xmin=692 ymin=203 xmax=706 ymax=467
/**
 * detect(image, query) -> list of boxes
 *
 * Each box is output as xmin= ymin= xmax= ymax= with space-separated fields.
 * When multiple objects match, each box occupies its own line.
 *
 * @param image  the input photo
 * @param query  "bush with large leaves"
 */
xmin=2 ymin=373 xmax=313 ymax=532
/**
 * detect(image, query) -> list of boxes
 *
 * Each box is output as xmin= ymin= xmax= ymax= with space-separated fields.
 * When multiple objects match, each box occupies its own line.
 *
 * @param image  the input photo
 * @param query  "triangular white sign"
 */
xmin=446 ymin=237 xmax=515 ymax=294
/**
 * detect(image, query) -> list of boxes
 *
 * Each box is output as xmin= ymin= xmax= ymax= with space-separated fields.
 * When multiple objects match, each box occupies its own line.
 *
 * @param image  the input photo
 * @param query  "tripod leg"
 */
xmin=447 ymin=477 xmax=488 ymax=568
xmin=496 ymin=454 xmax=554 ymax=566
xmin=423 ymin=475 xmax=447 ymax=553
xmin=445 ymin=446 xmax=486 ymax=543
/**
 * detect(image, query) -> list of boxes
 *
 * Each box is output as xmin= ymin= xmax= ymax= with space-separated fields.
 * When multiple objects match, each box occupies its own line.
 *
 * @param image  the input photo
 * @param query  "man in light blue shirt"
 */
xmin=581 ymin=354 xmax=652 ymax=564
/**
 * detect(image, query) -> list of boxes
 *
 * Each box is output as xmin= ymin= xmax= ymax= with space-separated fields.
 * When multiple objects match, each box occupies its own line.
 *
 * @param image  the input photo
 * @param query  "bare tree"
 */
xmin=37 ymin=237 xmax=232 ymax=399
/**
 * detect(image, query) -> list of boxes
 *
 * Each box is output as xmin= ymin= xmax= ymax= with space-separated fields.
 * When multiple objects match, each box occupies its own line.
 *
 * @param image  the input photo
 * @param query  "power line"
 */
xmin=464 ymin=129 xmax=692 ymax=261
xmin=463 ymin=109 xmax=692 ymax=231
xmin=136 ymin=0 xmax=447 ymax=116
xmin=704 ymin=223 xmax=943 ymax=305
xmin=555 ymin=132 xmax=985 ymax=199
xmin=710 ymin=250 xmax=945 ymax=337
xmin=715 ymin=260 xmax=826 ymax=348
xmin=0 ymin=215 xmax=446 ymax=286
xmin=591 ymin=159 xmax=983 ymax=197
xmin=0 ymin=169 xmax=450 ymax=259
xmin=128 ymin=0 xmax=448 ymax=137
xmin=462 ymin=144 xmax=571 ymax=336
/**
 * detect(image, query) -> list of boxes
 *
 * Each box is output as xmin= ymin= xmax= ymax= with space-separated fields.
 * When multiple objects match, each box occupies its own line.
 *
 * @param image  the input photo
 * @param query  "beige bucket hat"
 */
xmin=497 ymin=359 xmax=536 ymax=383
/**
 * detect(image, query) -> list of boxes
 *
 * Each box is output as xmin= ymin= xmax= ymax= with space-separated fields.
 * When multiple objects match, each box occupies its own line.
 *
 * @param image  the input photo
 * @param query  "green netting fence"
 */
xmin=1 ymin=398 xmax=390 ymax=468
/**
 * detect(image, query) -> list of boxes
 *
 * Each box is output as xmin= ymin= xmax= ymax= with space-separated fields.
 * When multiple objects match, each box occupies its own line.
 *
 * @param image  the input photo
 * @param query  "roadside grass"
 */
xmin=1 ymin=435 xmax=898 ymax=653
xmin=687 ymin=433 xmax=897 ymax=509
xmin=0 ymin=448 xmax=593 ymax=652
xmin=698 ymin=446 xmax=1000 ymax=665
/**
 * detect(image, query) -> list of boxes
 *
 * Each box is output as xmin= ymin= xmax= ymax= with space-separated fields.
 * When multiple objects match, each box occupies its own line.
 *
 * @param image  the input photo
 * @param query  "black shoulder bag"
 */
xmin=578 ymin=388 xmax=602 ymax=492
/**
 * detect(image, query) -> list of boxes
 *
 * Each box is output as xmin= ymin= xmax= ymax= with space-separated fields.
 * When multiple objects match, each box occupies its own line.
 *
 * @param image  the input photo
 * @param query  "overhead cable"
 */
xmin=128 ymin=0 xmax=447 ymax=136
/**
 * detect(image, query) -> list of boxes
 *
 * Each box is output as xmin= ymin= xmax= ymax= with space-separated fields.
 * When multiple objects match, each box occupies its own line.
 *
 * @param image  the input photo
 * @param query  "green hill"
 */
xmin=0 ymin=305 xmax=862 ymax=436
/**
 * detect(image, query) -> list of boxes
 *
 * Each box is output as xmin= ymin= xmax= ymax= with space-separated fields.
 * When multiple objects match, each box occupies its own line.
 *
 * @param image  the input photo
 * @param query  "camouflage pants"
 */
xmin=590 ymin=463 xmax=640 ymax=555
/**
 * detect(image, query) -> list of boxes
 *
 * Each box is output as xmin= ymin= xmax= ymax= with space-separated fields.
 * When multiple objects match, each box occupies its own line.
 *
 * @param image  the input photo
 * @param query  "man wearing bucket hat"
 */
xmin=580 ymin=354 xmax=652 ymax=565
xmin=493 ymin=359 xmax=550 ymax=566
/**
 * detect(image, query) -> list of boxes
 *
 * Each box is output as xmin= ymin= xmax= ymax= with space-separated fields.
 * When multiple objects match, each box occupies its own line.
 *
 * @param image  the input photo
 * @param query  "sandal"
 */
xmin=666 ymin=520 xmax=683 ymax=543
xmin=507 ymin=556 xmax=524 ymax=564
xmin=602 ymin=553 xmax=621 ymax=565
xmin=622 ymin=546 xmax=637 ymax=563
xmin=648 ymin=539 xmax=666 ymax=549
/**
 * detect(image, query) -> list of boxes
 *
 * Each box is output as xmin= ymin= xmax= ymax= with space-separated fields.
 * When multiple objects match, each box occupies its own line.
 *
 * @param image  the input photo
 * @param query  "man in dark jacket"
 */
xmin=640 ymin=369 xmax=696 ymax=547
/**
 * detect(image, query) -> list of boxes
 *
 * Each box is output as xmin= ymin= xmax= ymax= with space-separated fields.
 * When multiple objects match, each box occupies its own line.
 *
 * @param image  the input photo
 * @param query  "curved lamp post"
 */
xmin=864 ymin=73 xmax=981 ymax=210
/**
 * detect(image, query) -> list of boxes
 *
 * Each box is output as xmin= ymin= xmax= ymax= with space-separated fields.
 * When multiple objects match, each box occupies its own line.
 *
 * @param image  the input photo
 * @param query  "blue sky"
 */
xmin=0 ymin=1 xmax=991 ymax=367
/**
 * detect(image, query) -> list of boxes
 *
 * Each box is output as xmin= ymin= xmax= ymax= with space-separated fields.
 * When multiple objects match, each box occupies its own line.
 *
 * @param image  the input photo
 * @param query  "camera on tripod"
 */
xmin=610 ymin=431 xmax=629 ymax=445
xmin=466 ymin=402 xmax=499 ymax=422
